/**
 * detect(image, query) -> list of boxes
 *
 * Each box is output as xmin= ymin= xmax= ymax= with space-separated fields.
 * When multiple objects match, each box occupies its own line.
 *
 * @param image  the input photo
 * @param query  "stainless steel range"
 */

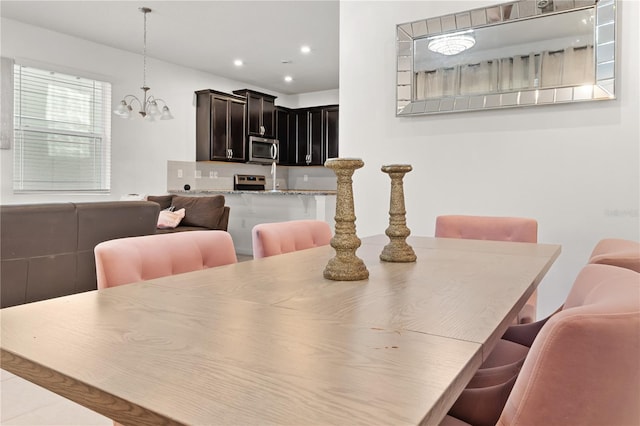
xmin=234 ymin=174 xmax=266 ymax=191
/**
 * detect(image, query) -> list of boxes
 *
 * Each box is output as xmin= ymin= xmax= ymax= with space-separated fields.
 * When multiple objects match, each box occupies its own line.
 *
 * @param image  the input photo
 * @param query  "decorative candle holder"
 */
xmin=380 ymin=164 xmax=416 ymax=262
xmin=323 ymin=158 xmax=369 ymax=281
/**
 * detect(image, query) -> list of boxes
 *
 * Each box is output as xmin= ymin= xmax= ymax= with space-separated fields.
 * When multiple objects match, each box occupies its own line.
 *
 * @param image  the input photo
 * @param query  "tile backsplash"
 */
xmin=167 ymin=161 xmax=336 ymax=192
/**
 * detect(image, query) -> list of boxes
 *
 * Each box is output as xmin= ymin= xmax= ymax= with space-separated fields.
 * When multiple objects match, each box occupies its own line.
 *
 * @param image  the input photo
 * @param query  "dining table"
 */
xmin=0 ymin=235 xmax=561 ymax=426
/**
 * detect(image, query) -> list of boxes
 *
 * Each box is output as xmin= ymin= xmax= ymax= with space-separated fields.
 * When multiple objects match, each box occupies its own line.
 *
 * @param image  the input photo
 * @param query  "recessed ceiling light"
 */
xmin=234 ymin=59 xmax=243 ymax=67
xmin=284 ymin=75 xmax=293 ymax=82
xmin=300 ymin=45 xmax=311 ymax=54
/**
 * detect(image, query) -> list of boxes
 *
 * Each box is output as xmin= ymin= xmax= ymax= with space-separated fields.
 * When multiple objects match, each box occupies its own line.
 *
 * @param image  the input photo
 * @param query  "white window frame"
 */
xmin=12 ymin=61 xmax=112 ymax=193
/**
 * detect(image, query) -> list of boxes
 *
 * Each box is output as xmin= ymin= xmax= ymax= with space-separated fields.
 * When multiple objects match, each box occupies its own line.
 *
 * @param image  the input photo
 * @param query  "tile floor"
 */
xmin=1 ymin=369 xmax=111 ymax=425
xmin=1 ymin=252 xmax=253 ymax=425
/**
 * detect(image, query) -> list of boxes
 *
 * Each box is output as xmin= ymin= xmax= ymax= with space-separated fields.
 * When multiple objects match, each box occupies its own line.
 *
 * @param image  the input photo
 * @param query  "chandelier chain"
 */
xmin=142 ymin=8 xmax=147 ymax=89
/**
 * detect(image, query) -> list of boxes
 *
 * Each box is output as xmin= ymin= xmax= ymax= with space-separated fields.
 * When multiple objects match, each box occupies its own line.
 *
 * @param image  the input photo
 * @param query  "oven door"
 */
xmin=249 ymin=136 xmax=279 ymax=164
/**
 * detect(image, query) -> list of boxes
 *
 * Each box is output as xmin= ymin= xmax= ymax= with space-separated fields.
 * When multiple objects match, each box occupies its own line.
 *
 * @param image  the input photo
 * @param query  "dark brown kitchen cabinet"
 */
xmin=275 ymin=106 xmax=293 ymax=165
xmin=196 ymin=90 xmax=247 ymax=162
xmin=324 ymin=106 xmax=339 ymax=160
xmin=290 ymin=105 xmax=339 ymax=166
xmin=232 ymin=89 xmax=276 ymax=138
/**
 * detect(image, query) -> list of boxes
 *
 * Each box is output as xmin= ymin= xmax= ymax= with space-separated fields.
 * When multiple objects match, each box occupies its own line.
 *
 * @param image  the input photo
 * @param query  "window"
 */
xmin=13 ymin=64 xmax=111 ymax=192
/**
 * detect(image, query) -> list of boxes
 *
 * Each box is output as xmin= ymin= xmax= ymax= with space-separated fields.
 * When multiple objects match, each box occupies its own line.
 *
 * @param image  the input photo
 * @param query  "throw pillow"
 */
xmin=157 ymin=208 xmax=185 ymax=229
xmin=171 ymin=195 xmax=225 ymax=229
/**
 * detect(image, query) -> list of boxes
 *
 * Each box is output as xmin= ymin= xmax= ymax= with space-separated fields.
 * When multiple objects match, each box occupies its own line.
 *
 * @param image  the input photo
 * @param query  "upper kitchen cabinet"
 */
xmin=196 ymin=90 xmax=247 ymax=162
xmin=290 ymin=105 xmax=339 ymax=166
xmin=233 ymin=89 xmax=276 ymax=138
xmin=275 ymin=106 xmax=294 ymax=165
xmin=324 ymin=106 xmax=339 ymax=160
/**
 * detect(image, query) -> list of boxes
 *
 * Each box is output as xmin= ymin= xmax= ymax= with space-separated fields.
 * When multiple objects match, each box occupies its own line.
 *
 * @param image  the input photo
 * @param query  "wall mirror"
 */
xmin=396 ymin=0 xmax=616 ymax=116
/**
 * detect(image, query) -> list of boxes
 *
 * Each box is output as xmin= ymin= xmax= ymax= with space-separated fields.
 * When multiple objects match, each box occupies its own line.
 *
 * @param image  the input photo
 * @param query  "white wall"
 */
xmin=0 ymin=18 xmax=310 ymax=204
xmin=340 ymin=1 xmax=639 ymax=318
xmin=288 ymin=89 xmax=339 ymax=108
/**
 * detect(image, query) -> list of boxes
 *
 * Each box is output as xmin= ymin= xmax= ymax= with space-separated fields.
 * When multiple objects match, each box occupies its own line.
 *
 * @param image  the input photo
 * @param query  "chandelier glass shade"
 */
xmin=427 ymin=31 xmax=476 ymax=56
xmin=113 ymin=7 xmax=173 ymax=121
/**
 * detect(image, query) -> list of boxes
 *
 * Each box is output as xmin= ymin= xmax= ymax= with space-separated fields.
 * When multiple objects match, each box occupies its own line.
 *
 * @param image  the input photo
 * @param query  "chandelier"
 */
xmin=113 ymin=7 xmax=173 ymax=121
xmin=428 ymin=31 xmax=476 ymax=56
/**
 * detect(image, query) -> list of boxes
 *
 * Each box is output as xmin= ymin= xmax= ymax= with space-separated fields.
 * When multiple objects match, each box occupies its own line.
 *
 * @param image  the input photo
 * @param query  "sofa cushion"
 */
xmin=76 ymin=201 xmax=160 ymax=250
xmin=147 ymin=194 xmax=174 ymax=210
xmin=1 ymin=203 xmax=77 ymax=258
xmin=171 ymin=195 xmax=226 ymax=230
xmin=156 ymin=225 xmax=209 ymax=234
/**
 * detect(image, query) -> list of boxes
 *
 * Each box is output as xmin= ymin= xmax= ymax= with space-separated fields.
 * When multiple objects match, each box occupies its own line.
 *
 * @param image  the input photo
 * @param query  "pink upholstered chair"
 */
xmin=588 ymin=238 xmax=640 ymax=273
xmin=94 ymin=230 xmax=237 ymax=289
xmin=442 ymin=264 xmax=640 ymax=426
xmin=458 ymin=236 xmax=640 ymax=391
xmin=435 ymin=215 xmax=539 ymax=324
xmin=251 ymin=220 xmax=332 ymax=259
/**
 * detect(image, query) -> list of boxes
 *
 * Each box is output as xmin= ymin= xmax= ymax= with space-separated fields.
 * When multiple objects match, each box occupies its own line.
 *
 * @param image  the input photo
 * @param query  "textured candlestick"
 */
xmin=323 ymin=158 xmax=369 ymax=281
xmin=380 ymin=164 xmax=416 ymax=262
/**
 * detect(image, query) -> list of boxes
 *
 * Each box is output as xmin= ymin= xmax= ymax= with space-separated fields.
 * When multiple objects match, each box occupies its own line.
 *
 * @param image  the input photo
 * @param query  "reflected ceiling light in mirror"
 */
xmin=427 ymin=31 xmax=475 ymax=56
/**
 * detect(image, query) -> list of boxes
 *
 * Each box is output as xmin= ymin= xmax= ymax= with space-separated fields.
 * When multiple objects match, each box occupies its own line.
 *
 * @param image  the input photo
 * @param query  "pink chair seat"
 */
xmin=252 ymin=220 xmax=332 ymax=259
xmin=95 ymin=230 xmax=237 ymax=289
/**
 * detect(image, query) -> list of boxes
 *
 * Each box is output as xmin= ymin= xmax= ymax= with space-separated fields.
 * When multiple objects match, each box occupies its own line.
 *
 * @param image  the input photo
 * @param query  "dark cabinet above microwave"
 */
xmin=232 ymin=89 xmax=276 ymax=139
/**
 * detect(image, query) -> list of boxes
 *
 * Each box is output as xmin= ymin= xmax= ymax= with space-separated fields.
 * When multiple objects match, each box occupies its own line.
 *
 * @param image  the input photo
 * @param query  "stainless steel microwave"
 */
xmin=248 ymin=136 xmax=279 ymax=164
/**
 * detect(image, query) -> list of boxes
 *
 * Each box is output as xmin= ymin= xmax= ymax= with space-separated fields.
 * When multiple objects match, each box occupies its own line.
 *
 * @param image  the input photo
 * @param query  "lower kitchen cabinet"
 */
xmin=196 ymin=89 xmax=247 ymax=162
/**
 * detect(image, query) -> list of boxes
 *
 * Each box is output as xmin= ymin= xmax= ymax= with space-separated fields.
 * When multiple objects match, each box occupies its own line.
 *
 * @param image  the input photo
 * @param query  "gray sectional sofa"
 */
xmin=0 ymin=201 xmax=160 ymax=308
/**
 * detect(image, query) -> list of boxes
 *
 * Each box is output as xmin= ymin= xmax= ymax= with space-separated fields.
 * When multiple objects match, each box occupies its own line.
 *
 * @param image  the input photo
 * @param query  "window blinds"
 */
xmin=13 ymin=64 xmax=111 ymax=192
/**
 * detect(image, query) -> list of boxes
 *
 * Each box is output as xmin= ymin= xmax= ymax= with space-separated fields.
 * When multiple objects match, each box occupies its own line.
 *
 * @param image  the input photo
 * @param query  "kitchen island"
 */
xmin=170 ymin=190 xmax=336 ymax=255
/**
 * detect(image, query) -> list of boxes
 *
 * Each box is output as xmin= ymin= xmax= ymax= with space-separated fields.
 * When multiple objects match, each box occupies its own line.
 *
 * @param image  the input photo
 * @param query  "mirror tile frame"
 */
xmin=396 ymin=0 xmax=616 ymax=116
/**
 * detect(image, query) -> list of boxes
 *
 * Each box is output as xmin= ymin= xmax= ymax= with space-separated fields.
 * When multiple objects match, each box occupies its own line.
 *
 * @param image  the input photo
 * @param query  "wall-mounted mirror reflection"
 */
xmin=396 ymin=0 xmax=616 ymax=116
xmin=414 ymin=8 xmax=594 ymax=99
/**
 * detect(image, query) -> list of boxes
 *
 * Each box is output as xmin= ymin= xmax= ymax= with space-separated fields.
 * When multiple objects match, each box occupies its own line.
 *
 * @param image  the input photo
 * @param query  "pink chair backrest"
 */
xmin=252 ymin=220 xmax=332 ymax=259
xmin=95 ymin=230 xmax=237 ymax=289
xmin=588 ymin=238 xmax=640 ymax=273
xmin=435 ymin=215 xmax=538 ymax=243
xmin=435 ymin=215 xmax=539 ymax=324
xmin=498 ymin=264 xmax=640 ymax=426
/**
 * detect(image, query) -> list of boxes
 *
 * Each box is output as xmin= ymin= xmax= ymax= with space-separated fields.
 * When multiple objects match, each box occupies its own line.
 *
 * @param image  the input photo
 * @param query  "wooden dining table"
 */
xmin=0 ymin=235 xmax=560 ymax=426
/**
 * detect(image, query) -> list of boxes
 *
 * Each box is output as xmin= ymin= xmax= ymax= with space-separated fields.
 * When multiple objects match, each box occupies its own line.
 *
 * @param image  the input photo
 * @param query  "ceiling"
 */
xmin=0 ymin=1 xmax=340 ymax=95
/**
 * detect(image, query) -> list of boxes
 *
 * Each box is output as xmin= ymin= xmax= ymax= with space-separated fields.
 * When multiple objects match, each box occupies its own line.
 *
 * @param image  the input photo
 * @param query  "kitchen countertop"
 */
xmin=169 ymin=189 xmax=337 ymax=196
